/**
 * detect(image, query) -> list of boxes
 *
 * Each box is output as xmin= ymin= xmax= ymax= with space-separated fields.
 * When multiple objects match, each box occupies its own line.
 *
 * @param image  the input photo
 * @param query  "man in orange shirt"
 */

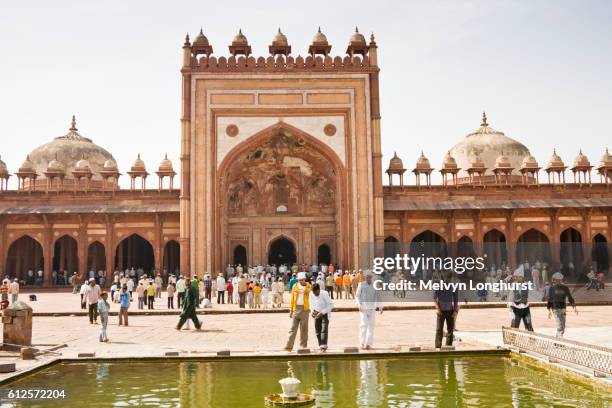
xmin=343 ymin=272 xmax=353 ymax=299
xmin=334 ymin=273 xmax=343 ymax=299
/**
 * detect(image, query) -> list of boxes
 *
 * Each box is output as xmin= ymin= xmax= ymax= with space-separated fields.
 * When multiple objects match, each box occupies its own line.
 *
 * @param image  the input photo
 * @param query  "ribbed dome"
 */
xmin=415 ymin=151 xmax=431 ymax=169
xmin=349 ymin=27 xmax=366 ymax=44
xmin=193 ymin=28 xmax=209 ymax=46
xmin=158 ymin=154 xmax=173 ymax=171
xmin=232 ymin=29 xmax=248 ymax=45
xmin=448 ymin=112 xmax=530 ymax=176
xmin=26 ymin=116 xmax=114 ymax=180
xmin=131 ymin=154 xmax=146 ymax=171
xmin=388 ymin=152 xmax=404 ymax=170
xmin=600 ymin=148 xmax=612 ymax=166
xmin=103 ymin=159 xmax=118 ymax=171
xmin=547 ymin=149 xmax=565 ymax=168
xmin=573 ymin=149 xmax=590 ymax=167
xmin=272 ymin=28 xmax=288 ymax=46
xmin=521 ymin=153 xmax=539 ymax=169
xmin=442 ymin=151 xmax=458 ymax=169
xmin=312 ymin=27 xmax=328 ymax=44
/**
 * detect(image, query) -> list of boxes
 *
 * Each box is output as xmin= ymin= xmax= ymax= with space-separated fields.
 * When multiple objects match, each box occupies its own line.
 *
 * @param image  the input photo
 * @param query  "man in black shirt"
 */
xmin=433 ymin=271 xmax=459 ymax=348
xmin=546 ymin=272 xmax=577 ymax=338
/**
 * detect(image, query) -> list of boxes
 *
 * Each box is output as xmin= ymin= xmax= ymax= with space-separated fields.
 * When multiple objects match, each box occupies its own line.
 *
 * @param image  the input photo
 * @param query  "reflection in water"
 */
xmin=2 ymin=357 xmax=610 ymax=407
xmin=311 ymin=362 xmax=334 ymax=407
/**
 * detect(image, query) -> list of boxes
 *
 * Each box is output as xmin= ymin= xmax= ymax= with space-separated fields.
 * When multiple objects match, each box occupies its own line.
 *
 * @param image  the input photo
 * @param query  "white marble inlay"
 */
xmin=216 ymin=116 xmax=346 ymax=167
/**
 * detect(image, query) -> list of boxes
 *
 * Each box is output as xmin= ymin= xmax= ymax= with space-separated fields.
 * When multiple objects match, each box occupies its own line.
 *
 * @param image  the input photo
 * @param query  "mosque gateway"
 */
xmin=0 ymin=28 xmax=611 ymax=286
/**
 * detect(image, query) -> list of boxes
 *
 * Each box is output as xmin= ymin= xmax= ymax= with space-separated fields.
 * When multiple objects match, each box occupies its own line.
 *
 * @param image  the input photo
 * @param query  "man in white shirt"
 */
xmin=216 ymin=274 xmax=226 ymax=304
xmin=231 ymin=274 xmax=240 ymax=304
xmin=84 ymin=278 xmax=101 ymax=324
xmin=154 ymin=274 xmax=163 ymax=299
xmin=508 ymin=269 xmax=533 ymax=331
xmin=355 ymin=273 xmax=383 ymax=350
xmin=310 ymin=283 xmax=333 ymax=351
xmin=8 ymin=278 xmax=19 ymax=303
xmin=176 ymin=276 xmax=186 ymax=308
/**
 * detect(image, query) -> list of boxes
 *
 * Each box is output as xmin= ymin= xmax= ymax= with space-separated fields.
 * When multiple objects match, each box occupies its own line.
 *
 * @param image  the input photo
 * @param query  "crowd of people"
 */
xmin=0 ymin=259 xmax=590 ymax=349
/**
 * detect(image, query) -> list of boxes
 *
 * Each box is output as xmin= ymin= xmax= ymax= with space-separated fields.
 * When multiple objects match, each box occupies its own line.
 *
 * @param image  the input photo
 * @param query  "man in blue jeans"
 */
xmin=118 ymin=285 xmax=130 ymax=326
xmin=433 ymin=270 xmax=459 ymax=349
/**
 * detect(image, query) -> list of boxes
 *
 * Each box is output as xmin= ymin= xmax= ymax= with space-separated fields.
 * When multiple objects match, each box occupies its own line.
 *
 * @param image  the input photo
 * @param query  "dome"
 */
xmin=19 ymin=155 xmax=35 ymax=173
xmin=75 ymin=158 xmax=91 ymax=171
xmin=131 ymin=154 xmax=146 ymax=171
xmin=388 ymin=152 xmax=404 ymax=171
xmin=349 ymin=27 xmax=366 ymax=45
xmin=46 ymin=157 xmax=64 ymax=173
xmin=547 ymin=149 xmax=565 ymax=168
xmin=494 ymin=152 xmax=512 ymax=169
xmin=442 ymin=151 xmax=458 ymax=169
xmin=470 ymin=152 xmax=486 ymax=169
xmin=27 ymin=116 xmax=115 ymax=180
xmin=158 ymin=154 xmax=174 ymax=171
xmin=272 ymin=28 xmax=288 ymax=46
xmin=573 ymin=149 xmax=591 ymax=167
xmin=312 ymin=27 xmax=328 ymax=44
xmin=600 ymin=148 xmax=612 ymax=166
xmin=232 ymin=29 xmax=248 ymax=45
xmin=448 ymin=112 xmax=530 ymax=176
xmin=103 ymin=159 xmax=118 ymax=171
xmin=415 ymin=151 xmax=432 ymax=169
xmin=521 ymin=152 xmax=539 ymax=169
xmin=193 ymin=28 xmax=209 ymax=46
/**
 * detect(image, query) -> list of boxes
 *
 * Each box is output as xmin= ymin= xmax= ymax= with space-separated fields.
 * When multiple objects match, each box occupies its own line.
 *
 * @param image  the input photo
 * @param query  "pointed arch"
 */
xmin=267 ymin=234 xmax=297 ymax=266
xmin=560 ymin=227 xmax=583 ymax=277
xmin=516 ymin=228 xmax=551 ymax=265
xmin=163 ymin=240 xmax=181 ymax=276
xmin=115 ymin=233 xmax=155 ymax=275
xmin=483 ymin=228 xmax=508 ymax=268
xmin=5 ymin=235 xmax=44 ymax=284
xmin=87 ymin=240 xmax=106 ymax=276
xmin=53 ymin=235 xmax=79 ymax=284
xmin=592 ymin=234 xmax=609 ymax=275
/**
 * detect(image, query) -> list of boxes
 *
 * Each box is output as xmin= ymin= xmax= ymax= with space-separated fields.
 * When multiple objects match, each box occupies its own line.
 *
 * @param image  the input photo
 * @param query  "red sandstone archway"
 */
xmin=163 ymin=240 xmax=180 ymax=277
xmin=5 ymin=235 xmax=44 ymax=284
xmin=483 ymin=229 xmax=508 ymax=269
xmin=516 ymin=228 xmax=551 ymax=266
xmin=215 ymin=122 xmax=348 ymax=271
xmin=409 ymin=230 xmax=448 ymax=278
xmin=87 ymin=241 xmax=106 ymax=275
xmin=53 ymin=235 xmax=78 ymax=285
xmin=115 ymin=234 xmax=155 ymax=275
xmin=592 ymin=234 xmax=609 ymax=275
xmin=560 ymin=227 xmax=583 ymax=278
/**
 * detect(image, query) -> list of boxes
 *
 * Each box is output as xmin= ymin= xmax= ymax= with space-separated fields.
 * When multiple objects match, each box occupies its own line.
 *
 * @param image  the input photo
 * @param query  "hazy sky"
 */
xmin=1 ymin=0 xmax=611 ymax=187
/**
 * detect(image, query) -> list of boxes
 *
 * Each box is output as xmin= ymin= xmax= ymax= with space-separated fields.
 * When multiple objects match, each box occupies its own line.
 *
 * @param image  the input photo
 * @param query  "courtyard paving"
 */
xmin=0 ymin=302 xmax=610 ymax=383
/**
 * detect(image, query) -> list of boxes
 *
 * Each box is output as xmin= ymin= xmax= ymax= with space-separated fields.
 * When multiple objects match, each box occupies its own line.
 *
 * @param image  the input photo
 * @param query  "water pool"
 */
xmin=0 ymin=356 xmax=610 ymax=407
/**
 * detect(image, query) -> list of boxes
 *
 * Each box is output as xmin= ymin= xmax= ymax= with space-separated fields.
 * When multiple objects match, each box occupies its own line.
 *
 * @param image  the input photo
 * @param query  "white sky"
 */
xmin=1 ymin=0 xmax=611 ymax=188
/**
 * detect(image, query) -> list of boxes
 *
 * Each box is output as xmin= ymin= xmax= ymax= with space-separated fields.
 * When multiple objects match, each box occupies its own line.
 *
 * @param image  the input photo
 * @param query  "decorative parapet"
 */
xmin=185 ymin=54 xmax=376 ymax=73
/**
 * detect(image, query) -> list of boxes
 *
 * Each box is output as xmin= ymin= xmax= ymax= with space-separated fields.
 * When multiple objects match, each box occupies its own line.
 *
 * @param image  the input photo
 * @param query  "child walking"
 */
xmin=98 ymin=292 xmax=110 ymax=342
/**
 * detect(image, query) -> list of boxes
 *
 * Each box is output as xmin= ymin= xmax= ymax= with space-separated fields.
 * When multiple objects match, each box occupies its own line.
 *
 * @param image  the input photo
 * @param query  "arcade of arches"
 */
xmin=0 ymin=211 xmax=181 ymax=286
xmin=217 ymin=125 xmax=346 ymax=271
xmin=382 ymin=218 xmax=612 ymax=281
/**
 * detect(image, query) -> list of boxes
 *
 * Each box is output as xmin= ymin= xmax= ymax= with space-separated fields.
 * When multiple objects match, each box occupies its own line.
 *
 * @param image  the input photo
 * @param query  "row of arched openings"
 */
xmin=384 ymin=228 xmax=610 ymax=278
xmin=231 ymin=238 xmax=333 ymax=267
xmin=4 ymin=234 xmax=180 ymax=285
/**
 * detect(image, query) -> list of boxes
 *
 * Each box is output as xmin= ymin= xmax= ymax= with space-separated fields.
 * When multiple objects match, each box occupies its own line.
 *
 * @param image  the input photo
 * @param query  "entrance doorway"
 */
xmin=233 ymin=245 xmax=247 ymax=267
xmin=268 ymin=237 xmax=296 ymax=266
xmin=317 ymin=244 xmax=331 ymax=265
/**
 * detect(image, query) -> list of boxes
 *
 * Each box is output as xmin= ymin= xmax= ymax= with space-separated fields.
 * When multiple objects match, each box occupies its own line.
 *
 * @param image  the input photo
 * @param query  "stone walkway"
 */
xmin=1 ymin=305 xmax=610 ymax=383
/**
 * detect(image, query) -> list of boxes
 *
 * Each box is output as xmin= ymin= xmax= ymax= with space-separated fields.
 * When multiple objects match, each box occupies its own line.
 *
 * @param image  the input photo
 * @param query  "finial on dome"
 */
xmin=481 ymin=111 xmax=488 ymax=127
xmin=370 ymin=32 xmax=375 ymax=42
xmin=70 ymin=115 xmax=77 ymax=131
xmin=184 ymin=33 xmax=190 ymax=46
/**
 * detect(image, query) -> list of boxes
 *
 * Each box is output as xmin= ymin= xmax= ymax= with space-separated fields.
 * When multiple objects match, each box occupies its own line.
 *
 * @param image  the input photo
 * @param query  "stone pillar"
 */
xmin=77 ymin=234 xmax=87 ymax=285
xmin=550 ymin=209 xmax=561 ymax=272
xmin=582 ymin=210 xmax=592 ymax=273
xmin=2 ymin=301 xmax=33 ymax=348
xmin=0 ymin=221 xmax=5 ymax=278
xmin=507 ymin=212 xmax=517 ymax=269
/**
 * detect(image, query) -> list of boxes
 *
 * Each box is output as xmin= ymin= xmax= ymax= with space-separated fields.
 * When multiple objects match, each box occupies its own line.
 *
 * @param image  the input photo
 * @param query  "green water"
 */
xmin=0 ymin=356 xmax=610 ymax=407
